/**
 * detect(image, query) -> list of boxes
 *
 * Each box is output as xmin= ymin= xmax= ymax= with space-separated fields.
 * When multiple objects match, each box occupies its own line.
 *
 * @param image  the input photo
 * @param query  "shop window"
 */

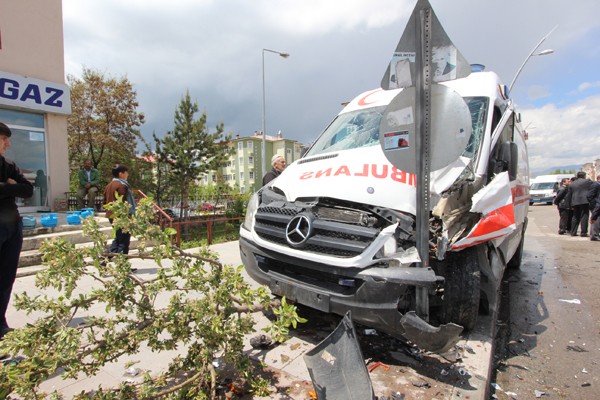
xmin=0 ymin=109 xmax=47 ymax=209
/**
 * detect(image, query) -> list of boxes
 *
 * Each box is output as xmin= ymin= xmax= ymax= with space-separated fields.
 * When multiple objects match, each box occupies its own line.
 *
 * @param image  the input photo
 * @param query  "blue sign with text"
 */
xmin=0 ymin=70 xmax=71 ymax=115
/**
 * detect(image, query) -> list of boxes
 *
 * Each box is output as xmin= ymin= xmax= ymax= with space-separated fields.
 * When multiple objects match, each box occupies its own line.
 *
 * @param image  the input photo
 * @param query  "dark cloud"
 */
xmin=63 ymin=0 xmax=600 ymax=169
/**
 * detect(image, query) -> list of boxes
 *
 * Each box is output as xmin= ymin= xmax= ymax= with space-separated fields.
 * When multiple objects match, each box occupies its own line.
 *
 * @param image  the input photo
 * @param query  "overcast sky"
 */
xmin=62 ymin=0 xmax=600 ymax=172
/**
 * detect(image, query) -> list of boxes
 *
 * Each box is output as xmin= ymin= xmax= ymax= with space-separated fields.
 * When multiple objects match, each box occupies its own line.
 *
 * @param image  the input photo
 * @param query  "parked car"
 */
xmin=529 ymin=174 xmax=572 ymax=205
xmin=200 ymin=202 xmax=215 ymax=211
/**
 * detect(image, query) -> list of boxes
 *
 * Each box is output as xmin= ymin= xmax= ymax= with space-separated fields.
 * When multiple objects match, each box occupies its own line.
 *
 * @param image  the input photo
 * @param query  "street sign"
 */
xmin=379 ymin=83 xmax=471 ymax=175
xmin=380 ymin=0 xmax=471 ymax=90
xmin=378 ymin=0 xmax=472 ymax=320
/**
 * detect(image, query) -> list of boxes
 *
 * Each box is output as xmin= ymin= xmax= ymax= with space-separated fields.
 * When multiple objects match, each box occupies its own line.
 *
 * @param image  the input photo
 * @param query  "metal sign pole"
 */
xmin=414 ymin=7 xmax=432 ymax=320
xmin=379 ymin=0 xmax=472 ymax=322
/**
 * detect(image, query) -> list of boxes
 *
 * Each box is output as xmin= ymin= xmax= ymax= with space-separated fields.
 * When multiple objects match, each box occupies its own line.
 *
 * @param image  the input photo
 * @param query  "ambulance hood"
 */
xmin=267 ymin=145 xmax=470 ymax=216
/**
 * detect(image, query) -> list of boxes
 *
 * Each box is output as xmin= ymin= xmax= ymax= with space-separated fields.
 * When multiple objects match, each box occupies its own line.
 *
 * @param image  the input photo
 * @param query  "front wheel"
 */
xmin=442 ymin=247 xmax=481 ymax=331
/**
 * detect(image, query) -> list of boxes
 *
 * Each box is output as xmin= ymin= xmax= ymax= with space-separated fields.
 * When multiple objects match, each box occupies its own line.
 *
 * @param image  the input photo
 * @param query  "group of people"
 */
xmin=0 ymin=120 xmax=136 ymax=343
xmin=553 ymin=171 xmax=600 ymax=241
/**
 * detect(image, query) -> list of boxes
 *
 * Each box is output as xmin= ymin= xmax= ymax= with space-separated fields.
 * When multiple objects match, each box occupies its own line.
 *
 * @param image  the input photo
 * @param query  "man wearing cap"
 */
xmin=0 ymin=122 xmax=33 ymax=340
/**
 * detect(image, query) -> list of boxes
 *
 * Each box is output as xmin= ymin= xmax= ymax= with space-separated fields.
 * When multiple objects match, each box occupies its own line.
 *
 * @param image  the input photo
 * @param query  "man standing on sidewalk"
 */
xmin=0 ymin=122 xmax=33 ymax=340
xmin=554 ymin=177 xmax=572 ymax=234
xmin=590 ymin=176 xmax=600 ymax=241
xmin=568 ymin=171 xmax=593 ymax=237
xmin=104 ymin=164 xmax=136 ymax=255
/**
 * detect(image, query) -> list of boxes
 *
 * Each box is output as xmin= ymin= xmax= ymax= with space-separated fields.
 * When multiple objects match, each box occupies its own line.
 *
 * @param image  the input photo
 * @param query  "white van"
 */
xmin=529 ymin=174 xmax=572 ymax=205
xmin=239 ymin=69 xmax=530 ymax=352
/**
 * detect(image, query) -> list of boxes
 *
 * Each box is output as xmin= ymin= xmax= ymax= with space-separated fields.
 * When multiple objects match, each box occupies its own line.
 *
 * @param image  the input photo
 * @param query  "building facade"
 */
xmin=0 ymin=0 xmax=70 ymax=211
xmin=203 ymin=133 xmax=304 ymax=193
xmin=582 ymin=159 xmax=599 ymax=181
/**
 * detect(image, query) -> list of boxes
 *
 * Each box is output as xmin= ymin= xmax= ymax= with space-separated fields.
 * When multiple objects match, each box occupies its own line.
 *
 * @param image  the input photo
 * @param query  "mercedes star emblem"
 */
xmin=286 ymin=214 xmax=312 ymax=247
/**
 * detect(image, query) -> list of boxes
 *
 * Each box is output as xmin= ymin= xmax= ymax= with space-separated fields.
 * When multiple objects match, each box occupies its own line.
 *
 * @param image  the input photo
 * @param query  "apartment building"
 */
xmin=202 ymin=132 xmax=304 ymax=193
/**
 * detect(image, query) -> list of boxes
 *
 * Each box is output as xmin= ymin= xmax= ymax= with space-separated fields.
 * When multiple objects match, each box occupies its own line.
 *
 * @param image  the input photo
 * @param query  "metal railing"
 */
xmin=135 ymin=190 xmax=242 ymax=247
xmin=135 ymin=190 xmax=174 ymax=231
xmin=171 ymin=217 xmax=243 ymax=247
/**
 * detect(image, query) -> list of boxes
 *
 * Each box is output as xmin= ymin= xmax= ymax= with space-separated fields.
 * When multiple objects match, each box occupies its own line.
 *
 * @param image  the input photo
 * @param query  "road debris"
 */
xmin=124 ymin=367 xmax=141 ymax=377
xmin=249 ymin=334 xmax=273 ymax=349
xmin=459 ymin=343 xmax=476 ymax=354
xmin=367 ymin=361 xmax=390 ymax=372
xmin=566 ymin=345 xmax=588 ymax=352
xmin=379 ymin=392 xmax=406 ymax=400
xmin=558 ymin=298 xmax=581 ymax=304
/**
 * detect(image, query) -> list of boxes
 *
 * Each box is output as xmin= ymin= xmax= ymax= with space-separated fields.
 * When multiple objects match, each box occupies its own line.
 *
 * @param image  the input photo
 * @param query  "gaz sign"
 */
xmin=0 ymin=70 xmax=71 ymax=115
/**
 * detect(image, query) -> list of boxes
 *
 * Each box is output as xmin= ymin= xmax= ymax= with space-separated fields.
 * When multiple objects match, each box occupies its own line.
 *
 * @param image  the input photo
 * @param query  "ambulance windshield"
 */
xmin=306 ymin=107 xmax=385 ymax=156
xmin=306 ymin=97 xmax=489 ymax=163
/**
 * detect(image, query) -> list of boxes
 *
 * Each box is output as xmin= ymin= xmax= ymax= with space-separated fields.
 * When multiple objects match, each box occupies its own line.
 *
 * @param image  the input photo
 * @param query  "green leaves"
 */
xmin=265 ymin=297 xmax=309 ymax=343
xmin=0 ymin=197 xmax=307 ymax=399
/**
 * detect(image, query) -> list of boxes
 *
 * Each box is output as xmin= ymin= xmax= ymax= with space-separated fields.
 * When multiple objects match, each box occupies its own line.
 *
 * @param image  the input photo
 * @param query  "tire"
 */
xmin=442 ymin=247 xmax=481 ymax=331
xmin=507 ymin=231 xmax=525 ymax=269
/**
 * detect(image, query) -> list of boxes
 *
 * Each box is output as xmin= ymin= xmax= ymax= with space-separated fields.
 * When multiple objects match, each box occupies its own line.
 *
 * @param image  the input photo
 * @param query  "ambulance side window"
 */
xmin=488 ymin=113 xmax=517 ymax=181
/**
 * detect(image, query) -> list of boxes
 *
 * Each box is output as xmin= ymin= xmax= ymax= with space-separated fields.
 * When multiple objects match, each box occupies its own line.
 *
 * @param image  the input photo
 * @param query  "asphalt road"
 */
xmin=494 ymin=204 xmax=600 ymax=399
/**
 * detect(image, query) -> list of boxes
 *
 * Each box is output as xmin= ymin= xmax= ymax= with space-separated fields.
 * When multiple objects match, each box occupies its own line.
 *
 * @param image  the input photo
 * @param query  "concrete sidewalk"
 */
xmin=6 ymin=241 xmax=493 ymax=399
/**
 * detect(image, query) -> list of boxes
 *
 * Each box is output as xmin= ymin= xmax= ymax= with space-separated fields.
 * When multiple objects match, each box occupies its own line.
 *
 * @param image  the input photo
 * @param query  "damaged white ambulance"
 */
xmin=240 ymin=11 xmax=529 ymax=353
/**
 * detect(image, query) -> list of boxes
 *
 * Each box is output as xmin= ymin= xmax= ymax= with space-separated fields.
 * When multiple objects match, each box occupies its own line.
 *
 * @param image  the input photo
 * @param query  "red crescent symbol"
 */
xmin=357 ymin=89 xmax=383 ymax=106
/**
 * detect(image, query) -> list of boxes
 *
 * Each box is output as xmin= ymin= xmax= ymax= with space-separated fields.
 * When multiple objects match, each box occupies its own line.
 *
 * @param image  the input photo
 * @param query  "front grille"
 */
xmin=257 ymin=255 xmax=363 ymax=295
xmin=254 ymin=201 xmax=382 ymax=257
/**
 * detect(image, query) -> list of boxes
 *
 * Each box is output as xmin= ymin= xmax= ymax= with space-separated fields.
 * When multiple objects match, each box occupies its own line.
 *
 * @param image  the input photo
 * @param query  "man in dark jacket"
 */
xmin=262 ymin=154 xmax=286 ymax=185
xmin=591 ymin=195 xmax=600 ymax=241
xmin=568 ymin=171 xmax=593 ymax=237
xmin=587 ymin=175 xmax=600 ymax=211
xmin=0 ymin=122 xmax=33 ymax=340
xmin=553 ymin=177 xmax=572 ymax=234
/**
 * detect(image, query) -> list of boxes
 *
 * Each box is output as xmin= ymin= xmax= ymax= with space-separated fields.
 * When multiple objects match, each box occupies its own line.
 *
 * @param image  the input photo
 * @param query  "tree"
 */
xmin=68 ymin=68 xmax=145 ymax=186
xmin=0 ymin=198 xmax=305 ymax=399
xmin=155 ymin=91 xmax=231 ymax=218
xmin=128 ymin=153 xmax=156 ymax=197
xmin=149 ymin=132 xmax=177 ymax=207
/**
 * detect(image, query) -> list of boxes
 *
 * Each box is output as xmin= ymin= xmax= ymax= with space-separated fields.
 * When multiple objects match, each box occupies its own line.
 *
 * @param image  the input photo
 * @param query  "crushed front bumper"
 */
xmin=239 ymin=235 xmax=463 ymax=352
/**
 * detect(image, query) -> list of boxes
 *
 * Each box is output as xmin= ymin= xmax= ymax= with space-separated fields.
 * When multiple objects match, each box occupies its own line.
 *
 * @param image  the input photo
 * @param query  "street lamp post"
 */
xmin=262 ymin=48 xmax=290 ymax=179
xmin=508 ymin=26 xmax=557 ymax=93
